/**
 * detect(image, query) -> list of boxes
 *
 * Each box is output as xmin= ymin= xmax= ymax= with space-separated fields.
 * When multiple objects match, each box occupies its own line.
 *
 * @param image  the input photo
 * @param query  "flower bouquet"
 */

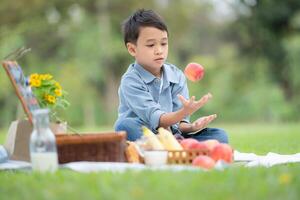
xmin=28 ymin=73 xmax=70 ymax=122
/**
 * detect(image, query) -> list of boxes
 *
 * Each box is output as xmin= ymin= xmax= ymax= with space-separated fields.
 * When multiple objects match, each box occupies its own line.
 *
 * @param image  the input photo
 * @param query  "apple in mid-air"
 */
xmin=184 ymin=62 xmax=205 ymax=82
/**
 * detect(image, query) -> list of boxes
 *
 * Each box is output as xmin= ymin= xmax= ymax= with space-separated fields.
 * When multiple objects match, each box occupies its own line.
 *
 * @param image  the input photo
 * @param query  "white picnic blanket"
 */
xmin=234 ymin=150 xmax=300 ymax=167
xmin=62 ymin=162 xmax=200 ymax=173
xmin=0 ymin=161 xmax=200 ymax=172
xmin=0 ymin=160 xmax=31 ymax=170
xmin=2 ymin=149 xmax=300 ymax=171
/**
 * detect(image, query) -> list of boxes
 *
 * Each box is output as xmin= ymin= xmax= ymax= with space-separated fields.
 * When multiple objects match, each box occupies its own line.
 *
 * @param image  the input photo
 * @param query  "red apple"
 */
xmin=203 ymin=139 xmax=220 ymax=151
xmin=184 ymin=62 xmax=205 ymax=82
xmin=180 ymin=138 xmax=199 ymax=150
xmin=192 ymin=155 xmax=215 ymax=169
xmin=210 ymin=143 xmax=233 ymax=164
xmin=195 ymin=142 xmax=209 ymax=151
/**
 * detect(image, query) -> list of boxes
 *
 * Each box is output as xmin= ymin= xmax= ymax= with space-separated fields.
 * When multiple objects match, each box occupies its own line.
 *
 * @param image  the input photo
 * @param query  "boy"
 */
xmin=114 ymin=9 xmax=228 ymax=143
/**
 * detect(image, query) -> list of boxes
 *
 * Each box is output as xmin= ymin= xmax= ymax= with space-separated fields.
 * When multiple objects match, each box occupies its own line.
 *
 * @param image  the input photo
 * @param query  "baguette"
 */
xmin=157 ymin=127 xmax=183 ymax=151
xmin=142 ymin=126 xmax=164 ymax=150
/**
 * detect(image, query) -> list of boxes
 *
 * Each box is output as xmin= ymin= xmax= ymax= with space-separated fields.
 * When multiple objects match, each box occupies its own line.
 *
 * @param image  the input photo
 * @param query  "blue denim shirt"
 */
xmin=116 ymin=62 xmax=190 ymax=133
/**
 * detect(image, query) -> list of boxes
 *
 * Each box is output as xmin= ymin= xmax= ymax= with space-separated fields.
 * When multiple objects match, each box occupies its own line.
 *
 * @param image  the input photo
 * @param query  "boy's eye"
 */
xmin=161 ymin=43 xmax=168 ymax=46
xmin=146 ymin=44 xmax=154 ymax=47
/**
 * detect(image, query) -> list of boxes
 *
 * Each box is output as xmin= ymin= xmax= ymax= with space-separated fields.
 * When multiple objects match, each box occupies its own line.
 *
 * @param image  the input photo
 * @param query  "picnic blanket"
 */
xmin=1 ymin=144 xmax=300 ymax=171
xmin=62 ymin=162 xmax=200 ymax=173
xmin=234 ymin=150 xmax=300 ymax=167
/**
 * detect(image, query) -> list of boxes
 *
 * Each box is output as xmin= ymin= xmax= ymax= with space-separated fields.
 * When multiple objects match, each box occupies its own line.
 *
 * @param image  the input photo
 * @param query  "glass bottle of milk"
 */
xmin=30 ymin=109 xmax=58 ymax=172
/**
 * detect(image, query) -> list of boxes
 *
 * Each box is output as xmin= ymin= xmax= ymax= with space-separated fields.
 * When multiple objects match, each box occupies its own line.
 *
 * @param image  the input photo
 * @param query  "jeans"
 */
xmin=114 ymin=118 xmax=229 ymax=143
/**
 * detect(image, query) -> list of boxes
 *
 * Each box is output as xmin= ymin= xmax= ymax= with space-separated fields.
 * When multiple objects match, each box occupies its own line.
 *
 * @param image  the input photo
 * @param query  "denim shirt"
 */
xmin=116 ymin=62 xmax=190 ymax=133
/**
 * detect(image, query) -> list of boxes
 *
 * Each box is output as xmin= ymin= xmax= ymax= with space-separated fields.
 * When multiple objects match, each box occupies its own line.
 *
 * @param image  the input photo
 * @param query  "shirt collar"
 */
xmin=134 ymin=62 xmax=179 ymax=84
xmin=134 ymin=62 xmax=156 ymax=84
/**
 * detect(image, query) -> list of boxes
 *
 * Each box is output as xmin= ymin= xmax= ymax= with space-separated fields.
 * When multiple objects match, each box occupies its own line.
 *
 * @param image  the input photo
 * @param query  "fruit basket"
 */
xmin=55 ymin=131 xmax=127 ymax=164
xmin=125 ymin=143 xmax=210 ymax=165
xmin=167 ymin=149 xmax=209 ymax=164
xmin=128 ymin=127 xmax=234 ymax=166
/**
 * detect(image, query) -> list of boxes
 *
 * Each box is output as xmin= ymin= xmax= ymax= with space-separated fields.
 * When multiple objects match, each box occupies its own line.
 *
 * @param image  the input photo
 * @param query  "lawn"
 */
xmin=0 ymin=123 xmax=300 ymax=200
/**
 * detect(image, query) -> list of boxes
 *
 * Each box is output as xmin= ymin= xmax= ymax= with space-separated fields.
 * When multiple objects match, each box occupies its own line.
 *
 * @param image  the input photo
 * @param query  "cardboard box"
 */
xmin=4 ymin=119 xmax=67 ymax=162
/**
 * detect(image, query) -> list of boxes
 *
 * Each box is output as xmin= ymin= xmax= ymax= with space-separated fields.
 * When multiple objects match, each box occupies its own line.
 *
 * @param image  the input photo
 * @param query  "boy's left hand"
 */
xmin=190 ymin=114 xmax=217 ymax=133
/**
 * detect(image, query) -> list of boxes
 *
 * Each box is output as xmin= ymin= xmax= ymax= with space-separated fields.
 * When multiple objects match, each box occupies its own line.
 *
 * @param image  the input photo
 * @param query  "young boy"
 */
xmin=114 ymin=9 xmax=228 ymax=143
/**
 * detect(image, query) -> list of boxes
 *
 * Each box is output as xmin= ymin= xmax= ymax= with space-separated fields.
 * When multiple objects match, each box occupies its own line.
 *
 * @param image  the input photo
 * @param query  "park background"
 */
xmin=1 ymin=0 xmax=300 ymax=130
xmin=1 ymin=1 xmax=300 ymax=199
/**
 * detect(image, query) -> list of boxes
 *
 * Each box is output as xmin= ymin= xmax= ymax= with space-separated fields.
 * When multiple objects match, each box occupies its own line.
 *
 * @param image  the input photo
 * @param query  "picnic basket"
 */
xmin=55 ymin=131 xmax=127 ymax=164
xmin=125 ymin=142 xmax=210 ymax=165
xmin=167 ymin=149 xmax=209 ymax=164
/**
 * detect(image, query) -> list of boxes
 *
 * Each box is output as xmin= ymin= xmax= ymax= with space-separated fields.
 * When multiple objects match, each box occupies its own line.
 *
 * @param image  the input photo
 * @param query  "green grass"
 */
xmin=0 ymin=127 xmax=7 ymax=143
xmin=0 ymin=123 xmax=300 ymax=200
xmin=221 ymin=123 xmax=300 ymax=154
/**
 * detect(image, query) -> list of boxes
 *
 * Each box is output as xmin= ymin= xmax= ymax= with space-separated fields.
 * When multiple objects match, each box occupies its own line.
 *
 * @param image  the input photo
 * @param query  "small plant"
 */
xmin=28 ymin=73 xmax=70 ymax=121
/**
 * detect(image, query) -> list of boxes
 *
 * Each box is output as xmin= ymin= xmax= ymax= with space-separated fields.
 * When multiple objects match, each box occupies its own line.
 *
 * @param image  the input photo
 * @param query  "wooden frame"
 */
xmin=2 ymin=60 xmax=40 ymax=124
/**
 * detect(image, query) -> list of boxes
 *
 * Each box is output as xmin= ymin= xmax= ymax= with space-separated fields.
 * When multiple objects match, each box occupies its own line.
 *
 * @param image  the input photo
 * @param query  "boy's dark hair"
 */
xmin=121 ymin=9 xmax=168 ymax=45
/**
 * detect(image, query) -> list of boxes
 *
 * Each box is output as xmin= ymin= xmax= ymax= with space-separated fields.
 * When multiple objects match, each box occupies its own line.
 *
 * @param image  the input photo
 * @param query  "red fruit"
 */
xmin=195 ymin=142 xmax=209 ymax=151
xmin=203 ymin=139 xmax=220 ymax=151
xmin=192 ymin=155 xmax=215 ymax=169
xmin=184 ymin=63 xmax=205 ymax=82
xmin=210 ymin=143 xmax=233 ymax=164
xmin=180 ymin=138 xmax=199 ymax=150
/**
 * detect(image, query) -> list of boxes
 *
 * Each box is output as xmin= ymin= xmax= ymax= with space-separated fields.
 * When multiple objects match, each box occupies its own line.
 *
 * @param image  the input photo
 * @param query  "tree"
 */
xmin=229 ymin=0 xmax=300 ymax=101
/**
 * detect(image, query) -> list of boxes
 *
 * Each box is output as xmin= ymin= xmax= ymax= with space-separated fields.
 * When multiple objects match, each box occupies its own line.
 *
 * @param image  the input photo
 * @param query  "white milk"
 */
xmin=31 ymin=152 xmax=58 ymax=172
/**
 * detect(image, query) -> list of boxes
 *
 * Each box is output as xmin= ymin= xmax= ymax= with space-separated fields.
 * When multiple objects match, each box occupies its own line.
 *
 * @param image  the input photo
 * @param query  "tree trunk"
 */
xmin=280 ymin=79 xmax=294 ymax=102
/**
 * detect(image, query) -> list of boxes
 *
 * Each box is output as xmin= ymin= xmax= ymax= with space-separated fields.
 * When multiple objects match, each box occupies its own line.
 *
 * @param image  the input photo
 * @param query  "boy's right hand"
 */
xmin=178 ymin=93 xmax=212 ymax=116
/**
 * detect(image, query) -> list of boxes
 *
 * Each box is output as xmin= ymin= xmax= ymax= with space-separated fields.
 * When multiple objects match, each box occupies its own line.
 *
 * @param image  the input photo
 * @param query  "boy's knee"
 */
xmin=212 ymin=128 xmax=229 ymax=144
xmin=114 ymin=118 xmax=143 ymax=141
xmin=115 ymin=119 xmax=128 ymax=132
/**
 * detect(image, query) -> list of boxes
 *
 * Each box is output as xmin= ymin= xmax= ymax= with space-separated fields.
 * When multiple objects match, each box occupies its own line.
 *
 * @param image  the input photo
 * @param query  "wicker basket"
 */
xmin=167 ymin=149 xmax=209 ymax=165
xmin=55 ymin=131 xmax=127 ymax=164
xmin=125 ymin=148 xmax=210 ymax=165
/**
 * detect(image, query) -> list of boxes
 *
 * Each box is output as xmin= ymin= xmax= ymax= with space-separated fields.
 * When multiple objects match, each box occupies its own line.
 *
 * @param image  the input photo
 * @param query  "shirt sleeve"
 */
xmin=120 ymin=75 xmax=165 ymax=131
xmin=171 ymin=71 xmax=190 ymax=124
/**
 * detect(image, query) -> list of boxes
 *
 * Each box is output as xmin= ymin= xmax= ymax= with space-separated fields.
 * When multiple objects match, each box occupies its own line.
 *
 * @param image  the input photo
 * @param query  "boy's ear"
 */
xmin=126 ymin=42 xmax=136 ymax=57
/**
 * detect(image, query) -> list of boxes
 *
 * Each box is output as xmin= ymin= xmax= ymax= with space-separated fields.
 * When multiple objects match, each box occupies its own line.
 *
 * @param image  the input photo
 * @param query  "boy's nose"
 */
xmin=155 ymin=46 xmax=163 ymax=55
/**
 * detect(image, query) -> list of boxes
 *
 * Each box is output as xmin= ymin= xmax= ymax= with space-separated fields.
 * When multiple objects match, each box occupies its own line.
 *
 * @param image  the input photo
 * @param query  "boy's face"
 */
xmin=127 ymin=27 xmax=168 ymax=75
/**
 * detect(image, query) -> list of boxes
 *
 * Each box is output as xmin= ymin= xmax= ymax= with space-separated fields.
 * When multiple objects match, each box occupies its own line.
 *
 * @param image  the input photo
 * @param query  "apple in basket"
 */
xmin=180 ymin=139 xmax=220 ymax=153
xmin=180 ymin=138 xmax=199 ymax=150
xmin=192 ymin=155 xmax=215 ymax=170
xmin=202 ymin=139 xmax=220 ymax=151
xmin=210 ymin=143 xmax=233 ymax=164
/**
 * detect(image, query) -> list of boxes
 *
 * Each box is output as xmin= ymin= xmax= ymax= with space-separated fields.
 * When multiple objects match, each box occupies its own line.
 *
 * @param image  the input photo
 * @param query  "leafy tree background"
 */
xmin=0 ymin=0 xmax=300 ymax=129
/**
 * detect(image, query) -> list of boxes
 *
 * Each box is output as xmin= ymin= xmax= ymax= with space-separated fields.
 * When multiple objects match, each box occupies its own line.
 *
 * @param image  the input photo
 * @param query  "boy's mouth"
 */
xmin=154 ymin=58 xmax=164 ymax=61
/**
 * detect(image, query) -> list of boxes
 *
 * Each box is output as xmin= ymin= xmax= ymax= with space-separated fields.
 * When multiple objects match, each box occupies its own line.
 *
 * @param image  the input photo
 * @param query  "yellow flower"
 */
xmin=30 ymin=73 xmax=39 ymax=81
xmin=55 ymin=88 xmax=62 ymax=97
xmin=45 ymin=94 xmax=56 ymax=104
xmin=40 ymin=74 xmax=53 ymax=80
xmin=39 ymin=75 xmax=46 ymax=80
xmin=278 ymin=173 xmax=292 ymax=185
xmin=30 ymin=79 xmax=41 ymax=87
xmin=55 ymin=82 xmax=62 ymax=90
xmin=29 ymin=72 xmax=69 ymax=114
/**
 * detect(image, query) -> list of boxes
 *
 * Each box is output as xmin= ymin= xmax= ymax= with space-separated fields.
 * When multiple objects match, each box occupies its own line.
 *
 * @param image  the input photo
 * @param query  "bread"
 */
xmin=125 ymin=141 xmax=144 ymax=163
